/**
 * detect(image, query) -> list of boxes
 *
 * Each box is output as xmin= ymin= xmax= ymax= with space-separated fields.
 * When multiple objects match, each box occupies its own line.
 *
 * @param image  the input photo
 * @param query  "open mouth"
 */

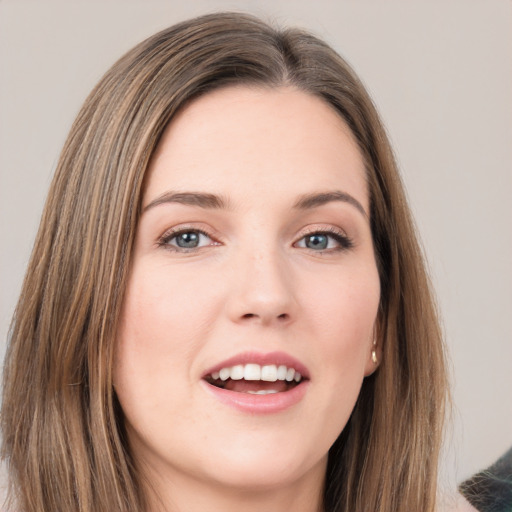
xmin=204 ymin=363 xmax=305 ymax=394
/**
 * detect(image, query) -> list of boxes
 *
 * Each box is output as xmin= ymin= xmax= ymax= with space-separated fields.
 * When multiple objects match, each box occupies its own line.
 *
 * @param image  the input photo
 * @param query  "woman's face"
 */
xmin=114 ymin=86 xmax=380 ymax=495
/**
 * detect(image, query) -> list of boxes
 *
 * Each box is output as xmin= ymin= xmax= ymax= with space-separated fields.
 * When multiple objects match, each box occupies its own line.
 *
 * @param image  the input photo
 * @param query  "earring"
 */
xmin=371 ymin=338 xmax=378 ymax=364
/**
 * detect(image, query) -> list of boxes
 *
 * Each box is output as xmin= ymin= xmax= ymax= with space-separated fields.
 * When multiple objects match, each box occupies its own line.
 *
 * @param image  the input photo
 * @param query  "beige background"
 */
xmin=1 ymin=0 xmax=511 ymax=491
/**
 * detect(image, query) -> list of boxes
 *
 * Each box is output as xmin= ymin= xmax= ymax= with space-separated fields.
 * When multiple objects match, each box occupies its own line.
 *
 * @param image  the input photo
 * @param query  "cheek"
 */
xmin=299 ymin=262 xmax=380 ymax=389
xmin=287 ymin=265 xmax=380 ymax=456
xmin=113 ymin=263 xmax=217 ymax=403
xmin=302 ymin=264 xmax=380 ymax=341
xmin=117 ymin=261 xmax=221 ymax=353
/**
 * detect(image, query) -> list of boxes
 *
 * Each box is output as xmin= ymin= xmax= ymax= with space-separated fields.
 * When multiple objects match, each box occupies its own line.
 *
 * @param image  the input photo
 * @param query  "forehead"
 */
xmin=145 ymin=86 xmax=368 ymax=211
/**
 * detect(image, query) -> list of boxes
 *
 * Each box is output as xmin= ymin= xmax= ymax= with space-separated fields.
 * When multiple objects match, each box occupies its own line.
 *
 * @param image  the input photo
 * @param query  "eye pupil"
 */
xmin=176 ymin=232 xmax=200 ymax=248
xmin=306 ymin=234 xmax=328 ymax=250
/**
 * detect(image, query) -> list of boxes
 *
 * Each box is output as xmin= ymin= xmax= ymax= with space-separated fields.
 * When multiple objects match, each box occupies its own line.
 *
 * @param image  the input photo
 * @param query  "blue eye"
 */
xmin=160 ymin=229 xmax=214 ymax=251
xmin=296 ymin=231 xmax=352 ymax=252
xmin=304 ymin=234 xmax=329 ymax=250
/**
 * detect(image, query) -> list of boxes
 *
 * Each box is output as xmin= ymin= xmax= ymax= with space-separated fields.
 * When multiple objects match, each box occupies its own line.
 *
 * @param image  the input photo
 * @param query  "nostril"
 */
xmin=240 ymin=313 xmax=289 ymax=321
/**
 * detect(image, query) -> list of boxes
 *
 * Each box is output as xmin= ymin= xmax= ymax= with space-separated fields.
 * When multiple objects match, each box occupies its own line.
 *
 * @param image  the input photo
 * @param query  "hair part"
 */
xmin=1 ymin=12 xmax=447 ymax=512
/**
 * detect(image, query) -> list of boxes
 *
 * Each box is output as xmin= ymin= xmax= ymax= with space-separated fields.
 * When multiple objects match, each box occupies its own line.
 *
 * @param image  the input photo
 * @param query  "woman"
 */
xmin=1 ymin=12 xmax=448 ymax=512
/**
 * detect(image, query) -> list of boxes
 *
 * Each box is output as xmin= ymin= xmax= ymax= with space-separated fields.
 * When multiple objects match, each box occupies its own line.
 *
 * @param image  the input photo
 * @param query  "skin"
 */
xmin=114 ymin=86 xmax=381 ymax=512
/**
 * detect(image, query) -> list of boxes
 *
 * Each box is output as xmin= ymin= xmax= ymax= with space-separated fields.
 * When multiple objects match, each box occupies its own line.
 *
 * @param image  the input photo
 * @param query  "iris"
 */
xmin=175 ymin=232 xmax=200 ymax=248
xmin=305 ymin=234 xmax=328 ymax=250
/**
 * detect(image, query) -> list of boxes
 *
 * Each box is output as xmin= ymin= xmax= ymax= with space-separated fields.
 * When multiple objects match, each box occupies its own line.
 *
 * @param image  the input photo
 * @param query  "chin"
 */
xmin=206 ymin=453 xmax=327 ymax=492
xmin=194 ymin=435 xmax=329 ymax=492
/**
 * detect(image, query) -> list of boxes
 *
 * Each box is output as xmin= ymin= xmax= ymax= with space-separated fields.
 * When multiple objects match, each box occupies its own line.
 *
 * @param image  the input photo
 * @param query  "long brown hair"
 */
xmin=1 ymin=12 xmax=447 ymax=512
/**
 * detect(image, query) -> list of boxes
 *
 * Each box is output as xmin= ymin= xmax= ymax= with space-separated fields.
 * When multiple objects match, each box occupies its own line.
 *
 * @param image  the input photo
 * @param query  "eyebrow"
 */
xmin=143 ymin=191 xmax=230 ymax=212
xmin=143 ymin=189 xmax=368 ymax=218
xmin=293 ymin=191 xmax=368 ymax=218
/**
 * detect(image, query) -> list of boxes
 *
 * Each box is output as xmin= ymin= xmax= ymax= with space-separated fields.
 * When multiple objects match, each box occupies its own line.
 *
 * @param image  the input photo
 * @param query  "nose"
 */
xmin=225 ymin=246 xmax=297 ymax=327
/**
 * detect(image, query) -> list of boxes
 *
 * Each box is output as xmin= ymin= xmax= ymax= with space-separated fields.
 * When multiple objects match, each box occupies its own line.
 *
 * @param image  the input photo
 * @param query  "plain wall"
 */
xmin=1 ymin=0 xmax=511 ymax=492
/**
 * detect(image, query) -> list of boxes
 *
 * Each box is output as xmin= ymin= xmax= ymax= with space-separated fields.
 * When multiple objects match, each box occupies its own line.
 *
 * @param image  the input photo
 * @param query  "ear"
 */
xmin=364 ymin=324 xmax=382 ymax=377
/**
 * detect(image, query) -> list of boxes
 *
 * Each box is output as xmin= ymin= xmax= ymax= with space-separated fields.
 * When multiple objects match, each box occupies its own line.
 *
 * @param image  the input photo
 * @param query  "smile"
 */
xmin=201 ymin=352 xmax=310 ymax=413
xmin=205 ymin=364 xmax=304 ymax=394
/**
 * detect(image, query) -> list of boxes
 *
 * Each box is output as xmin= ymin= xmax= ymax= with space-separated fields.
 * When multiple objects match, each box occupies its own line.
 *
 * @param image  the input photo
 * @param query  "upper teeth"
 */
xmin=210 ymin=364 xmax=302 ymax=383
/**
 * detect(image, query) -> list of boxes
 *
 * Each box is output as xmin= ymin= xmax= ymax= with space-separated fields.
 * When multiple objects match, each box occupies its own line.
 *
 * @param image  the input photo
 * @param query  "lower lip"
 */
xmin=201 ymin=380 xmax=309 ymax=414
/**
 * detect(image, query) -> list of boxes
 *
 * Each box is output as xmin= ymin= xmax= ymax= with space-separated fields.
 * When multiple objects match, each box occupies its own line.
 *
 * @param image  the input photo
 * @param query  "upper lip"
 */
xmin=202 ymin=351 xmax=310 ymax=379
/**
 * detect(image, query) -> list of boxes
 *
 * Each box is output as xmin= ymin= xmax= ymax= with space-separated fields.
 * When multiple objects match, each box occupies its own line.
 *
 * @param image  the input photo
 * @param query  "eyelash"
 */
xmin=157 ymin=227 xmax=216 ymax=252
xmin=296 ymin=227 xmax=354 ymax=252
xmin=157 ymin=226 xmax=354 ymax=254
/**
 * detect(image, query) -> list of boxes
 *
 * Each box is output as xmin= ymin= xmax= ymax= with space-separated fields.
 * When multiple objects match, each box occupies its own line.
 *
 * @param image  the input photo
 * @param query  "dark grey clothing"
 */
xmin=460 ymin=447 xmax=512 ymax=512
